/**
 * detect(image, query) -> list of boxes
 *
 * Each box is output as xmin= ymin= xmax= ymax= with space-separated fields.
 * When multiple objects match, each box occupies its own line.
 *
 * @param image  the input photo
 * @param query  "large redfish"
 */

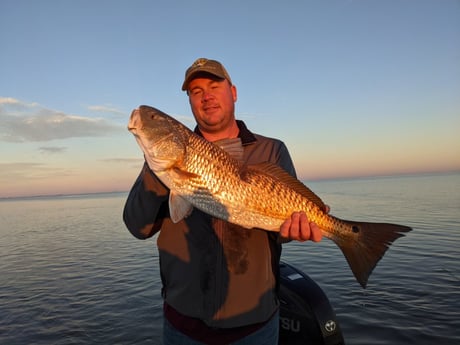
xmin=128 ymin=105 xmax=411 ymax=288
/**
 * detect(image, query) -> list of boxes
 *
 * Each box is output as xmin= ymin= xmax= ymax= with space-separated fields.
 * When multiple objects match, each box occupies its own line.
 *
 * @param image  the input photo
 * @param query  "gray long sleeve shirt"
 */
xmin=123 ymin=120 xmax=296 ymax=328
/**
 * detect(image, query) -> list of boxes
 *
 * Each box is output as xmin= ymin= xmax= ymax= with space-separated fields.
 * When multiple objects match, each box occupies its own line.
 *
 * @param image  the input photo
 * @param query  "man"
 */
xmin=123 ymin=58 xmax=323 ymax=345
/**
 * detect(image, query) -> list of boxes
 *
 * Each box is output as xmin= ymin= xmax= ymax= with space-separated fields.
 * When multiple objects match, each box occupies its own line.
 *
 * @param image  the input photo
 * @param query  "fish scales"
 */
xmin=181 ymin=136 xmax=316 ymax=230
xmin=128 ymin=105 xmax=412 ymax=288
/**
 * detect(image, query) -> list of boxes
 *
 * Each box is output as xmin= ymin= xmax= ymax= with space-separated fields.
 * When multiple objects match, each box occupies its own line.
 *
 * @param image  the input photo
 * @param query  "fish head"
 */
xmin=128 ymin=105 xmax=188 ymax=173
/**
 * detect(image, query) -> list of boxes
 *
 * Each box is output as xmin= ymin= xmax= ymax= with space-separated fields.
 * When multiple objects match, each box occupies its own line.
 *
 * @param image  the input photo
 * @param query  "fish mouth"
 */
xmin=127 ymin=108 xmax=143 ymax=133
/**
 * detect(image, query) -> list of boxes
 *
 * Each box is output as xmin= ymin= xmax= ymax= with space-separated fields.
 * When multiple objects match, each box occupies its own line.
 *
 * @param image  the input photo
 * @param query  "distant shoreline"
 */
xmin=299 ymin=170 xmax=460 ymax=184
xmin=0 ymin=190 xmax=128 ymax=202
xmin=1 ymin=170 xmax=459 ymax=201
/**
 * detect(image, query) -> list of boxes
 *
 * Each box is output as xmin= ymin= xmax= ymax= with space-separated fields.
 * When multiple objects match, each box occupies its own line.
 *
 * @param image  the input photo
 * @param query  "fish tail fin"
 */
xmin=336 ymin=221 xmax=412 ymax=288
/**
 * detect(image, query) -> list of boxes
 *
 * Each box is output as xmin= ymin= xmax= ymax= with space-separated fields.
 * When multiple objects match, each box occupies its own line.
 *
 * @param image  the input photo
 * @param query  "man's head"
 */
xmin=182 ymin=58 xmax=238 ymax=141
xmin=182 ymin=58 xmax=232 ymax=91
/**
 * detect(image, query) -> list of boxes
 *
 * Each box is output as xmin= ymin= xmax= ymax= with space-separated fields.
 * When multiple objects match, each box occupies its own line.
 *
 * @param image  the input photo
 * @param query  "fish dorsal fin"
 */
xmin=213 ymin=138 xmax=244 ymax=162
xmin=169 ymin=192 xmax=193 ymax=223
xmin=247 ymin=162 xmax=327 ymax=211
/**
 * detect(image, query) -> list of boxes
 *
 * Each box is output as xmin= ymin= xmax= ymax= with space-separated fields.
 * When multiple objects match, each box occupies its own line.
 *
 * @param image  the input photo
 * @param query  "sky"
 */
xmin=1 ymin=0 xmax=459 ymax=198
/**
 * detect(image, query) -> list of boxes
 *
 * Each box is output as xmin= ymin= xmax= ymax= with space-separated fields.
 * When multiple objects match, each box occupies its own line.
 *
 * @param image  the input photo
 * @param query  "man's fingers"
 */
xmin=280 ymin=211 xmax=323 ymax=242
xmin=279 ymin=218 xmax=291 ymax=238
xmin=296 ymin=212 xmax=309 ymax=241
xmin=309 ymin=222 xmax=323 ymax=242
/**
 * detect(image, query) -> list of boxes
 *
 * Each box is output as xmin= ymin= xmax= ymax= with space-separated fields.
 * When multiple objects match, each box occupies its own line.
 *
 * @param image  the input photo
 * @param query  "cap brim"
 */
xmin=181 ymin=71 xmax=226 ymax=91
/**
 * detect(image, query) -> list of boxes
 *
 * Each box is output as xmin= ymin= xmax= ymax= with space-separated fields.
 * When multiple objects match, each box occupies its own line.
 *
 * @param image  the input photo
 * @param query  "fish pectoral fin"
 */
xmin=167 ymin=167 xmax=200 ymax=222
xmin=169 ymin=192 xmax=193 ymax=223
xmin=170 ymin=167 xmax=201 ymax=180
xmin=246 ymin=162 xmax=327 ymax=212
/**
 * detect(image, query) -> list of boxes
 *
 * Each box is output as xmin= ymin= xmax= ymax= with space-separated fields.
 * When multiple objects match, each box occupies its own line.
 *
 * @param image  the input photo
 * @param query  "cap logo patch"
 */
xmin=192 ymin=58 xmax=208 ymax=68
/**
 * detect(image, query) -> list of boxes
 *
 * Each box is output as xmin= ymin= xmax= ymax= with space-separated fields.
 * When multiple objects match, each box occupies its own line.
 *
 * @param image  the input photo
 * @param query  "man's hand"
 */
xmin=279 ymin=211 xmax=323 ymax=242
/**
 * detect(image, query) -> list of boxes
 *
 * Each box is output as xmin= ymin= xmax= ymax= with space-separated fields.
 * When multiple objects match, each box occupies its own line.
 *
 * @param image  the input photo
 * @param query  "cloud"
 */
xmin=0 ymin=162 xmax=74 ymax=180
xmin=0 ymin=97 xmax=21 ymax=105
xmin=87 ymin=104 xmax=126 ymax=117
xmin=0 ymin=97 xmax=124 ymax=142
xmin=0 ymin=97 xmax=40 ymax=109
xmin=39 ymin=146 xmax=67 ymax=154
xmin=101 ymin=158 xmax=143 ymax=163
xmin=101 ymin=157 xmax=144 ymax=169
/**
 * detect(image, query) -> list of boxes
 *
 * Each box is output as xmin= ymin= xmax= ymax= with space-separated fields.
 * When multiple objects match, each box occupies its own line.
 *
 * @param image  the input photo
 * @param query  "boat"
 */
xmin=279 ymin=261 xmax=345 ymax=344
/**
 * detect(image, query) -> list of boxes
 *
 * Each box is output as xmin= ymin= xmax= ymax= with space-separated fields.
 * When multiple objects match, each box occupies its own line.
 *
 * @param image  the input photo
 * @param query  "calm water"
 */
xmin=1 ymin=174 xmax=459 ymax=344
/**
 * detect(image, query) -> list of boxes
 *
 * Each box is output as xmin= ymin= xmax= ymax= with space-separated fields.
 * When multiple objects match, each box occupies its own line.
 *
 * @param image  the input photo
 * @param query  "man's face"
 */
xmin=187 ymin=76 xmax=237 ymax=135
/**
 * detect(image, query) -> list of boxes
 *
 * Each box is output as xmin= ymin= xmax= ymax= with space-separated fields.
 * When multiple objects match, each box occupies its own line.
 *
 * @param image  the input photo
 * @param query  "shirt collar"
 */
xmin=194 ymin=120 xmax=257 ymax=145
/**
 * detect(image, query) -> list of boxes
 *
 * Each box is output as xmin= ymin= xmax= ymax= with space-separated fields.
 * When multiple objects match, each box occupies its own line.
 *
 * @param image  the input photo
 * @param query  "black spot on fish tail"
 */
xmin=336 ymin=221 xmax=412 ymax=288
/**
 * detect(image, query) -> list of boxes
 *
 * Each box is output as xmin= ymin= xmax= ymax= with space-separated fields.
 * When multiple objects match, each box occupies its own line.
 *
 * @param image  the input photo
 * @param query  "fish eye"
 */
xmin=352 ymin=226 xmax=360 ymax=233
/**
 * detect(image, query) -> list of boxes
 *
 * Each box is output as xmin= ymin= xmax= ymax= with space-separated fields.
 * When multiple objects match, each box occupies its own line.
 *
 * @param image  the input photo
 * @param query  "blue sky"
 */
xmin=1 ymin=0 xmax=459 ymax=197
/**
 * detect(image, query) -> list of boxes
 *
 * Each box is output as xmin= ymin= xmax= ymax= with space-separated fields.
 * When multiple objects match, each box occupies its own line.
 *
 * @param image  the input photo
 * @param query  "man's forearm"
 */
xmin=123 ymin=162 xmax=169 ymax=239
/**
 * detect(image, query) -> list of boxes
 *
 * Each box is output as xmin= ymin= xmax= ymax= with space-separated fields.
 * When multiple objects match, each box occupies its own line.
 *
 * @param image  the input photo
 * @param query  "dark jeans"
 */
xmin=162 ymin=311 xmax=280 ymax=345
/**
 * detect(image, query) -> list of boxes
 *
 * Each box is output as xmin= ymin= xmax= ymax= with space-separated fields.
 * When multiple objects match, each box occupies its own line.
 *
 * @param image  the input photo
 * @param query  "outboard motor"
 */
xmin=278 ymin=261 xmax=345 ymax=345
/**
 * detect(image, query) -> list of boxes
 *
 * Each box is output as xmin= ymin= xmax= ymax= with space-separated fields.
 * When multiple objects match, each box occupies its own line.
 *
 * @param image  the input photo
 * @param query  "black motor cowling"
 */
xmin=278 ymin=261 xmax=345 ymax=345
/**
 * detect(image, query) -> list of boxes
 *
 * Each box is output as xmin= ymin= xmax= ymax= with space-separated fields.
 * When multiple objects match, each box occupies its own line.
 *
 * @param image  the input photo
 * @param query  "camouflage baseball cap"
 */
xmin=181 ymin=58 xmax=232 ymax=91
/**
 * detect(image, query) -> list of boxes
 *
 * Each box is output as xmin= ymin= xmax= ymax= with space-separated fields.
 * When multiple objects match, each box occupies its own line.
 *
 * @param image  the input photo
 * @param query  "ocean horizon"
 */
xmin=2 ymin=170 xmax=458 ymax=201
